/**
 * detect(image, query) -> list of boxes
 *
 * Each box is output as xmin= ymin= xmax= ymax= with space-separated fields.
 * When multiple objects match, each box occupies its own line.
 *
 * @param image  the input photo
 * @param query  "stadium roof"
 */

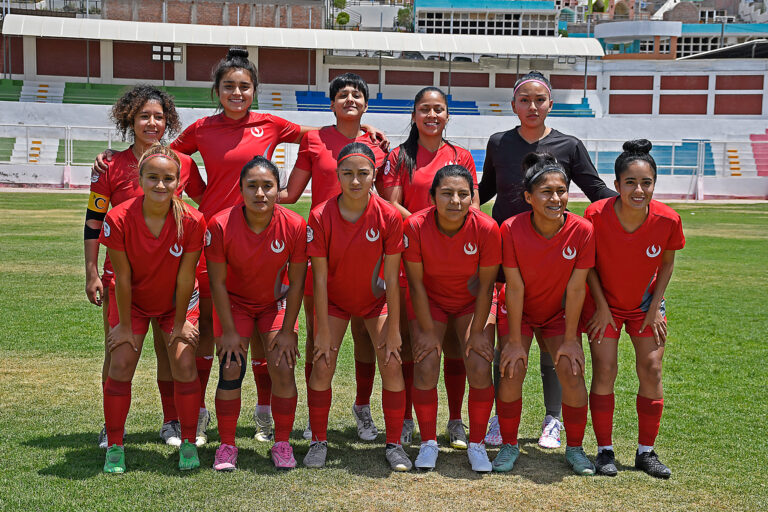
xmin=1 ymin=14 xmax=604 ymax=57
xmin=678 ymin=39 xmax=768 ymax=59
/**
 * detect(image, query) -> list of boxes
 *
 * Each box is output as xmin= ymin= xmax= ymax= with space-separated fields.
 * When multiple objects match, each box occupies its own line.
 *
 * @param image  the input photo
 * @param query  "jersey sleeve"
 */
xmin=293 ymin=130 xmax=314 ymax=172
xmin=378 ymin=150 xmax=402 ymax=190
xmin=666 ymin=214 xmax=685 ymax=251
xmin=501 ymin=222 xmax=519 ymax=269
xmin=204 ymin=216 xmax=226 ymax=263
xmin=100 ymin=210 xmax=125 ymax=252
xmin=306 ymin=210 xmax=328 ymax=258
xmin=575 ymin=223 xmax=595 ymax=269
xmin=402 ymin=217 xmax=422 ymax=263
xmin=569 ymin=140 xmax=616 ymax=201
xmin=289 ymin=216 xmax=308 ymax=263
xmin=458 ymin=148 xmax=479 ymax=189
xmin=274 ymin=115 xmax=303 ymax=145
xmin=479 ymin=220 xmax=502 ymax=267
xmin=183 ymin=214 xmax=206 ymax=253
xmin=87 ymin=161 xmax=112 ymax=214
xmin=171 ymin=121 xmax=199 ymax=156
xmin=383 ymin=209 xmax=404 ymax=255
xmin=183 ymin=158 xmax=206 ymax=199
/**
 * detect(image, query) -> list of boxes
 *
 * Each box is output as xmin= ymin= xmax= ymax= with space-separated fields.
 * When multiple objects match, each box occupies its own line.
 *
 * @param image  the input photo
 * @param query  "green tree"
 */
xmin=333 ymin=0 xmax=346 ymax=10
xmin=397 ymin=7 xmax=413 ymax=29
xmin=336 ymin=11 xmax=350 ymax=26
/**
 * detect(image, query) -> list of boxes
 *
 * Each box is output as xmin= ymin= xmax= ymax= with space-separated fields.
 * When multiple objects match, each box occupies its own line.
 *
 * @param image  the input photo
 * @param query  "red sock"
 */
xmin=443 ymin=358 xmax=466 ymax=421
xmin=382 ymin=389 xmax=406 ymax=445
xmin=402 ymin=360 xmax=414 ymax=420
xmin=271 ymin=394 xmax=298 ymax=443
xmin=157 ymin=380 xmax=177 ymax=423
xmin=251 ymin=358 xmax=272 ymax=407
xmin=496 ymin=397 xmax=522 ymax=446
xmin=412 ymin=387 xmax=438 ymax=442
xmin=103 ymin=377 xmax=131 ymax=446
xmin=214 ymin=397 xmax=240 ymax=446
xmin=174 ymin=379 xmax=201 ymax=443
xmin=590 ymin=392 xmax=615 ymax=447
xmin=637 ymin=395 xmax=664 ymax=446
xmin=304 ymin=362 xmax=313 ymax=389
xmin=562 ymin=402 xmax=588 ymax=447
xmin=468 ymin=385 xmax=495 ymax=444
xmin=307 ymin=387 xmax=332 ymax=442
xmin=354 ymin=360 xmax=376 ymax=407
xmin=196 ymin=356 xmax=213 ymax=409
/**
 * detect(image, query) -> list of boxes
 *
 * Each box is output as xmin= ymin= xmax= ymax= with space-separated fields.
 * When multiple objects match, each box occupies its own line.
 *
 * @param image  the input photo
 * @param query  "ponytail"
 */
xmin=137 ymin=142 xmax=187 ymax=241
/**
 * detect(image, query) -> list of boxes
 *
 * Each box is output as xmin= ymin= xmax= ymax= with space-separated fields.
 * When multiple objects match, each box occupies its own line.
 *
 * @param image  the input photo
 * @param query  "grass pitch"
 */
xmin=0 ymin=193 xmax=766 ymax=511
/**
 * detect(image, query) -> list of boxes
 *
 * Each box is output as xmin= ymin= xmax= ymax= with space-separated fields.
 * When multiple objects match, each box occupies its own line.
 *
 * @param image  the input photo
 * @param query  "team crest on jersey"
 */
xmin=90 ymin=171 xmax=101 ymax=183
xmin=306 ymin=226 xmax=314 ymax=243
xmin=562 ymin=246 xmax=576 ymax=260
xmin=403 ymin=234 xmax=409 ymax=248
xmin=169 ymin=243 xmax=183 ymax=257
xmin=463 ymin=242 xmax=477 ymax=255
xmin=250 ymin=127 xmax=265 ymax=138
xmin=271 ymin=240 xmax=285 ymax=253
xmin=204 ymin=230 xmax=212 ymax=247
xmin=646 ymin=244 xmax=661 ymax=258
xmin=103 ymin=222 xmax=111 ymax=237
xmin=365 ymin=228 xmax=380 ymax=242
xmin=384 ymin=161 xmax=391 ymax=175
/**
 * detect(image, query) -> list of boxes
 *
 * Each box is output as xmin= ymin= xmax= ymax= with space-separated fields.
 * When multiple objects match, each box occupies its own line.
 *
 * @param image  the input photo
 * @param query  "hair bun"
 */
xmin=227 ymin=47 xmax=249 ymax=60
xmin=623 ymin=139 xmax=652 ymax=154
xmin=521 ymin=151 xmax=557 ymax=172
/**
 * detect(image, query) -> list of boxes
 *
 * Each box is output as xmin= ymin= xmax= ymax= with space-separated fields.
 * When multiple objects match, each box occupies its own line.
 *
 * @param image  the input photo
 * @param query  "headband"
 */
xmin=141 ymin=153 xmax=181 ymax=171
xmin=529 ymin=164 xmax=568 ymax=186
xmin=513 ymin=78 xmax=551 ymax=98
xmin=338 ymin=152 xmax=376 ymax=167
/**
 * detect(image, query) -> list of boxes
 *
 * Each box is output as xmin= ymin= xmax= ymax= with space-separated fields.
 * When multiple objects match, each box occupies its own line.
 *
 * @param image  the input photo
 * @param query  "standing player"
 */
xmin=378 ymin=86 xmax=479 ymax=449
xmin=279 ymin=73 xmax=386 ymax=442
xmin=479 ymin=71 xmax=616 ymax=449
xmin=583 ymin=140 xmax=684 ymax=479
xmin=305 ymin=142 xmax=410 ymax=471
xmin=206 ymin=157 xmax=307 ymax=470
xmin=99 ymin=144 xmax=206 ymax=473
xmin=495 ymin=153 xmax=595 ymax=475
xmin=403 ymin=165 xmax=500 ymax=472
xmin=84 ymin=85 xmax=204 ymax=448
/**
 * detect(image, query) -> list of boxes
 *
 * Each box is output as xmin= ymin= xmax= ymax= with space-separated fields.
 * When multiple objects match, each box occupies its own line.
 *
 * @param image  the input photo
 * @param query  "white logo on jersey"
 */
xmin=365 ymin=228 xmax=380 ymax=242
xmin=463 ymin=242 xmax=477 ymax=255
xmin=646 ymin=244 xmax=661 ymax=258
xmin=306 ymin=226 xmax=314 ymax=243
xmin=169 ymin=243 xmax=183 ymax=257
xmin=403 ymin=234 xmax=409 ymax=248
xmin=500 ymin=304 xmax=507 ymax=315
xmin=90 ymin=171 xmax=100 ymax=183
xmin=204 ymin=230 xmax=212 ymax=247
xmin=103 ymin=222 xmax=111 ymax=237
xmin=384 ymin=161 xmax=391 ymax=175
xmin=562 ymin=246 xmax=576 ymax=260
xmin=271 ymin=240 xmax=285 ymax=253
xmin=251 ymin=127 xmax=265 ymax=138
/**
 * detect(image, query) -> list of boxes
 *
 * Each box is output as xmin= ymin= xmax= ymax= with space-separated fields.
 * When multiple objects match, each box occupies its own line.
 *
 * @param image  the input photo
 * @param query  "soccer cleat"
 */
xmin=352 ymin=404 xmax=379 ymax=441
xmin=178 ymin=440 xmax=200 ymax=471
xmin=195 ymin=408 xmax=210 ymax=447
xmin=635 ymin=450 xmax=671 ymax=479
xmin=253 ymin=409 xmax=274 ymax=442
xmin=538 ymin=415 xmax=563 ymax=449
xmin=103 ymin=445 xmax=126 ymax=474
xmin=595 ymin=449 xmax=618 ymax=477
xmin=303 ymin=441 xmax=328 ymax=468
xmin=400 ymin=419 xmax=415 ymax=447
xmin=160 ymin=420 xmax=182 ymax=447
xmin=565 ymin=446 xmax=596 ymax=476
xmin=271 ymin=441 xmax=297 ymax=469
xmin=492 ymin=443 xmax=520 ymax=473
xmin=385 ymin=443 xmax=413 ymax=472
xmin=213 ymin=443 xmax=238 ymax=472
xmin=414 ymin=440 xmax=439 ymax=471
xmin=484 ymin=415 xmax=502 ymax=447
xmin=98 ymin=425 xmax=108 ymax=449
xmin=446 ymin=419 xmax=468 ymax=450
xmin=467 ymin=442 xmax=492 ymax=473
xmin=302 ymin=421 xmax=312 ymax=441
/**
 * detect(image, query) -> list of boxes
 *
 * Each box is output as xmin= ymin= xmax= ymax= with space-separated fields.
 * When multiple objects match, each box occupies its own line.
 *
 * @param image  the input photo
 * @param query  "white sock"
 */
xmin=598 ymin=445 xmax=613 ymax=454
xmin=256 ymin=405 xmax=271 ymax=415
xmin=638 ymin=444 xmax=653 ymax=454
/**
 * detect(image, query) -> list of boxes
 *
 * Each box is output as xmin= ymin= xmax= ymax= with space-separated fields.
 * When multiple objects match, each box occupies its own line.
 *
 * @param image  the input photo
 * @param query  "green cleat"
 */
xmin=492 ymin=443 xmax=520 ymax=472
xmin=565 ymin=446 xmax=596 ymax=476
xmin=103 ymin=445 xmax=126 ymax=474
xmin=178 ymin=440 xmax=200 ymax=471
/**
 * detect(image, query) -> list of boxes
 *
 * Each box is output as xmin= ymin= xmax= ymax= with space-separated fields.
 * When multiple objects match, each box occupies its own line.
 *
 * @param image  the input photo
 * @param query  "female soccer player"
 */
xmin=206 ymin=156 xmax=307 ymax=471
xmin=84 ymin=85 xmax=204 ymax=448
xmin=583 ymin=140 xmax=684 ymax=479
xmin=99 ymin=144 xmax=206 ymax=473
xmin=479 ymin=71 xmax=615 ymax=450
xmin=379 ymin=86 xmax=479 ymax=449
xmin=305 ymin=142 xmax=409 ymax=471
xmin=279 ymin=73 xmax=386 ymax=443
xmin=495 ymin=152 xmax=595 ymax=476
xmin=404 ymin=165 xmax=500 ymax=472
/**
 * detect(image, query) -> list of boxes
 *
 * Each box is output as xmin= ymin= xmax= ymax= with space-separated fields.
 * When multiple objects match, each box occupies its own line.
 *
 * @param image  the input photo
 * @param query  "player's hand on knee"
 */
xmin=499 ymin=340 xmax=527 ymax=379
xmin=108 ymin=323 xmax=136 ymax=352
xmin=555 ymin=339 xmax=585 ymax=377
xmin=586 ymin=305 xmax=616 ymax=345
xmin=272 ymin=329 xmax=299 ymax=368
xmin=465 ymin=331 xmax=494 ymax=362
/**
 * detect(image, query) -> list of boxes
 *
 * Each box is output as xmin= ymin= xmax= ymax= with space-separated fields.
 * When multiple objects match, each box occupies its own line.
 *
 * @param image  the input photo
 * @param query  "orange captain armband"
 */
xmin=87 ymin=192 xmax=110 ymax=214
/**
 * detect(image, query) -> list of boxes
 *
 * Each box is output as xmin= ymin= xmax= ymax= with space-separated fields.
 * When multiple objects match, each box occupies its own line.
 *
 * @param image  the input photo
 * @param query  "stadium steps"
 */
xmin=749 ymin=130 xmax=768 ymax=177
xmin=11 ymin=137 xmax=59 ymax=164
xmin=20 ymin=81 xmax=65 ymax=103
xmin=258 ymin=89 xmax=298 ymax=111
xmin=711 ymin=143 xmax=756 ymax=177
xmin=0 ymin=79 xmax=23 ymax=102
xmin=63 ymin=83 xmax=221 ymax=108
xmin=295 ymin=91 xmax=480 ymax=115
xmin=0 ymin=137 xmax=15 ymax=162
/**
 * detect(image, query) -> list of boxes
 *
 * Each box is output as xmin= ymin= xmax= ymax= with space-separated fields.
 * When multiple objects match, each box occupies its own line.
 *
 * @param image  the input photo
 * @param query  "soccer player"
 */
xmin=479 ymin=71 xmax=616 ymax=449
xmin=84 ymin=85 xmax=204 ymax=449
xmin=206 ymin=157 xmax=307 ymax=470
xmin=583 ymin=139 xmax=684 ymax=479
xmin=99 ymin=144 xmax=206 ymax=474
xmin=495 ymin=152 xmax=596 ymax=476
xmin=378 ymin=86 xmax=479 ymax=449
xmin=279 ymin=73 xmax=386 ymax=442
xmin=403 ymin=165 xmax=500 ymax=472
xmin=305 ymin=142 xmax=410 ymax=471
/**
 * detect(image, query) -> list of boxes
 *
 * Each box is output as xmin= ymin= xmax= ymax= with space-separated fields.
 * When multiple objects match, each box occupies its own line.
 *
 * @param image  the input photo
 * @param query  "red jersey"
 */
xmin=205 ymin=204 xmax=307 ymax=308
xmin=380 ymin=143 xmax=477 ymax=214
xmin=585 ymin=197 xmax=685 ymax=315
xmin=294 ymin=126 xmax=387 ymax=209
xmin=307 ymin=194 xmax=404 ymax=315
xmin=99 ymin=197 xmax=206 ymax=317
xmin=501 ymin=212 xmax=595 ymax=326
xmin=173 ymin=111 xmax=302 ymax=219
xmin=404 ymin=207 xmax=501 ymax=312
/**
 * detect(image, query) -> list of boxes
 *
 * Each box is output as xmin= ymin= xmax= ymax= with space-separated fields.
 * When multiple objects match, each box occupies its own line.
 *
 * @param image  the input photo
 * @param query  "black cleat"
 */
xmin=595 ymin=449 xmax=618 ymax=477
xmin=635 ymin=450 xmax=671 ymax=479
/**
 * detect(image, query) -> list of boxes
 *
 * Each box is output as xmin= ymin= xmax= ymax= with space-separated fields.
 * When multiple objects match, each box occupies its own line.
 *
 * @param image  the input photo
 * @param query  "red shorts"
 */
xmin=406 ymin=294 xmax=475 ymax=324
xmin=195 ymin=253 xmax=211 ymax=299
xmin=327 ymin=296 xmax=387 ymax=321
xmin=213 ymin=297 xmax=295 ymax=338
xmin=495 ymin=285 xmax=565 ymax=338
xmin=581 ymin=300 xmax=666 ymax=339
xmin=107 ymin=285 xmax=200 ymax=334
xmin=101 ymin=269 xmax=114 ymax=290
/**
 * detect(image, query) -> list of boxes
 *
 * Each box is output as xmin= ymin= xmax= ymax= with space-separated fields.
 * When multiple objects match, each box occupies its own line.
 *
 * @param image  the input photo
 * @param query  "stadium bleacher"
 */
xmin=0 ymin=137 xmax=15 ymax=162
xmin=62 ymin=83 xmax=226 ymax=109
xmin=0 ymin=79 xmax=23 ymax=102
xmin=587 ymin=141 xmax=716 ymax=176
xmin=750 ymin=130 xmax=768 ymax=177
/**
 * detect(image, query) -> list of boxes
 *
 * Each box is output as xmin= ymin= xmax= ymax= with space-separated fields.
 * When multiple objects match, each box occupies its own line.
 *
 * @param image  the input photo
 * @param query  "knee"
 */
xmin=591 ymin=358 xmax=618 ymax=386
xmin=637 ymin=357 xmax=663 ymax=385
xmin=310 ymin=363 xmax=335 ymax=387
xmin=414 ymin=355 xmax=440 ymax=386
xmin=465 ymin=355 xmax=491 ymax=387
xmin=108 ymin=355 xmax=136 ymax=380
xmin=555 ymin=360 xmax=583 ymax=390
xmin=269 ymin=365 xmax=295 ymax=388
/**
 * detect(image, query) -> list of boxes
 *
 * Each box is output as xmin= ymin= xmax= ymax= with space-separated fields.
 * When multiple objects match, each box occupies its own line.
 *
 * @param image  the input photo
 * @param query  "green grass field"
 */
xmin=1 ymin=193 xmax=766 ymax=511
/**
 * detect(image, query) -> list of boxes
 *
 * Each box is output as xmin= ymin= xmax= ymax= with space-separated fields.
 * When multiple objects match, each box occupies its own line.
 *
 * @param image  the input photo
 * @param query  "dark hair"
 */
xmin=615 ymin=139 xmax=657 ymax=180
xmin=513 ymin=70 xmax=552 ymax=99
xmin=396 ymin=86 xmax=456 ymax=181
xmin=329 ymin=72 xmax=369 ymax=103
xmin=240 ymin=155 xmax=281 ymax=188
xmin=211 ymin=47 xmax=258 ymax=112
xmin=522 ymin=152 xmax=570 ymax=194
xmin=337 ymin=142 xmax=376 ymax=169
xmin=429 ymin=165 xmax=474 ymax=200
xmin=110 ymin=84 xmax=181 ymax=142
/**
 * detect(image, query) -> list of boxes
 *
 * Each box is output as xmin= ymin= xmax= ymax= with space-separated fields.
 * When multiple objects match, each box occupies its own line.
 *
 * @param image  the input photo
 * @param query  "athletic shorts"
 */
xmin=107 ymin=285 xmax=201 ymax=335
xmin=495 ymin=285 xmax=565 ymax=338
xmin=212 ymin=297 xmax=296 ymax=338
xmin=327 ymin=296 xmax=387 ymax=321
xmin=406 ymin=294 xmax=475 ymax=323
xmin=581 ymin=299 xmax=666 ymax=340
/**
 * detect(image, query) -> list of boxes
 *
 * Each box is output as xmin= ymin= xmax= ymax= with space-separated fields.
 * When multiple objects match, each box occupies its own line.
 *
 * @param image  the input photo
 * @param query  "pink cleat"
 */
xmin=213 ymin=443 xmax=238 ymax=471
xmin=271 ymin=441 xmax=297 ymax=469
